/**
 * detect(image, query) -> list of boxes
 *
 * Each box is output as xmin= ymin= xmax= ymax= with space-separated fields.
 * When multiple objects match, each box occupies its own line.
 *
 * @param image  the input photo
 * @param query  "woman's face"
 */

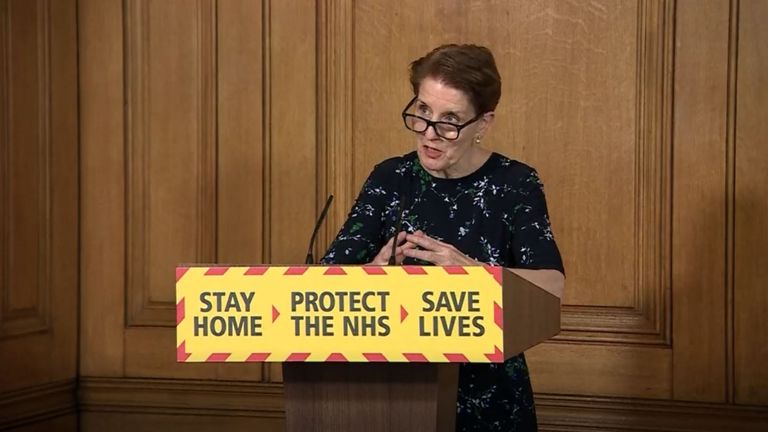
xmin=410 ymin=77 xmax=492 ymax=178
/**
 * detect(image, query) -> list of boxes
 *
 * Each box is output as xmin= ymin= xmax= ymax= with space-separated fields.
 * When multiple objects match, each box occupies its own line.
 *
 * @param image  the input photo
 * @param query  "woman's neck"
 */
xmin=425 ymin=147 xmax=492 ymax=179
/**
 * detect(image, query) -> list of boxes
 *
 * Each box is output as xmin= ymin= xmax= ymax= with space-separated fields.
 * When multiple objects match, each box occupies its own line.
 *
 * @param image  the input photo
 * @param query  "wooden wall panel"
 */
xmin=549 ymin=0 xmax=672 ymax=345
xmin=79 ymin=377 xmax=284 ymax=429
xmin=125 ymin=0 xmax=217 ymax=328
xmin=218 ymin=0 xmax=265 ymax=266
xmin=0 ymin=0 xmax=78 ymax=428
xmin=81 ymin=414 xmax=282 ymax=432
xmin=536 ymin=394 xmax=768 ymax=432
xmin=528 ymin=344 xmax=671 ymax=399
xmin=477 ymin=0 xmax=641 ymax=312
xmin=45 ymin=0 xmax=79 ymax=389
xmin=734 ymin=0 xmax=768 ymax=406
xmin=79 ymin=0 xmax=126 ymax=377
xmin=318 ymin=0 xmax=354 ymax=251
xmin=264 ymin=0 xmax=317 ymax=267
xmin=0 ymin=0 xmax=77 ymax=389
xmin=0 ymin=0 xmax=51 ymax=342
xmin=672 ymin=0 xmax=729 ymax=403
xmin=121 ymin=0 xmax=270 ymax=382
xmin=215 ymin=0 xmax=267 ymax=382
xmin=79 ymin=0 xmax=316 ymax=389
xmin=264 ymin=0 xmax=317 ymax=382
xmin=1 ymin=380 xmax=76 ymax=430
xmin=5 ymin=415 xmax=76 ymax=432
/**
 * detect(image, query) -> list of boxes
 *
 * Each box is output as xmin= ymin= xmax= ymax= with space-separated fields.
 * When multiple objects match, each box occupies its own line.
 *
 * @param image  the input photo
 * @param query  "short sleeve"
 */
xmin=509 ymin=169 xmax=564 ymax=273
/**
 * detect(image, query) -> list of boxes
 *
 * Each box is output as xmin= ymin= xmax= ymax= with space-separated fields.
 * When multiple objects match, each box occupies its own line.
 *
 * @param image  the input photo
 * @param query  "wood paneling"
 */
xmin=265 ymin=0 xmax=317 ymax=267
xmin=79 ymin=0 xmax=316 ymax=385
xmin=479 ymin=0 xmax=641 ymax=312
xmin=350 ymin=0 xmax=672 ymax=347
xmin=318 ymin=0 xmax=354 ymax=252
xmin=346 ymin=0 xmax=676 ymax=400
xmin=46 ymin=0 xmax=79 ymax=388
xmin=78 ymin=377 xmax=284 ymax=417
xmin=72 ymin=0 xmax=768 ymax=429
xmin=79 ymin=0 xmax=126 ymax=377
xmin=672 ymin=0 xmax=729 ymax=402
xmin=353 ymin=0 xmax=642 ymax=306
xmin=74 ymin=377 xmax=766 ymax=432
xmin=122 ymin=0 xmax=273 ymax=381
xmin=81 ymin=413 xmax=282 ymax=432
xmin=0 ymin=380 xmax=76 ymax=430
xmin=124 ymin=326 xmax=263 ymax=381
xmin=0 ymin=0 xmax=78 ymax=427
xmin=528 ymin=343 xmax=671 ymax=399
xmin=79 ymin=377 xmax=283 ymax=432
xmin=734 ymin=0 xmax=768 ymax=406
xmin=125 ymin=0 xmax=218 ymax=328
xmin=4 ymin=415 xmax=76 ymax=432
xmin=264 ymin=0 xmax=317 ymax=383
xmin=217 ymin=0 xmax=265 ymax=266
xmin=0 ymin=0 xmax=51 ymax=339
xmin=0 ymin=0 xmax=77 ymax=388
xmin=216 ymin=0 xmax=267 ymax=382
xmin=556 ymin=0 xmax=673 ymax=345
xmin=536 ymin=393 xmax=768 ymax=432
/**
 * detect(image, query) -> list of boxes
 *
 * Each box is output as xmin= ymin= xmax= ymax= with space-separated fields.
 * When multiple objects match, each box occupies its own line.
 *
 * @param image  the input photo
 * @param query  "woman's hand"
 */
xmin=368 ymin=231 xmax=418 ymax=265
xmin=402 ymin=231 xmax=481 ymax=266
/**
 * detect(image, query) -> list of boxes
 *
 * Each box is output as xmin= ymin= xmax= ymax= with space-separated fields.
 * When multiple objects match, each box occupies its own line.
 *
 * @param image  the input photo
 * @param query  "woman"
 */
xmin=321 ymin=44 xmax=564 ymax=431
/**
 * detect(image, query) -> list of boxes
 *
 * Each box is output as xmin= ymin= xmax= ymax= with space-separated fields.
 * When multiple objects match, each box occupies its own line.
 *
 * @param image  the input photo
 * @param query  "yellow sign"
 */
xmin=176 ymin=265 xmax=505 ymax=363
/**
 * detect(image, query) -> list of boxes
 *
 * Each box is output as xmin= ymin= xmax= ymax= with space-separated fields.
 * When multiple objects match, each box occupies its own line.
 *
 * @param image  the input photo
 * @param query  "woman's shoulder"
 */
xmin=489 ymin=152 xmax=541 ymax=183
xmin=366 ymin=152 xmax=418 ymax=180
xmin=373 ymin=151 xmax=417 ymax=170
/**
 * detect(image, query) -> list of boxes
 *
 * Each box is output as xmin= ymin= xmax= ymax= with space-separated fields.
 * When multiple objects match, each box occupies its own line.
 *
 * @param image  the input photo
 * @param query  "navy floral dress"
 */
xmin=321 ymin=151 xmax=563 ymax=431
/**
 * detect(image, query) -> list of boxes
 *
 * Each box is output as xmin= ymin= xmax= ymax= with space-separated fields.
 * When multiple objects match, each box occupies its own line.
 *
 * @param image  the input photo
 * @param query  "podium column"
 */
xmin=283 ymin=362 xmax=458 ymax=432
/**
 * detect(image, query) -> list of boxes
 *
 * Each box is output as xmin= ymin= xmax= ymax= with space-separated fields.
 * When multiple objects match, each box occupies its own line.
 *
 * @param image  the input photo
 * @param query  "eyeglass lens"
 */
xmin=404 ymin=115 xmax=460 ymax=140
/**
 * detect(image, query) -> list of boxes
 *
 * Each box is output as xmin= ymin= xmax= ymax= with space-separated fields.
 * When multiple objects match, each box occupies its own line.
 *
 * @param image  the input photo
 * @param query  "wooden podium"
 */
xmin=283 ymin=362 xmax=459 ymax=431
xmin=175 ymin=265 xmax=560 ymax=432
xmin=281 ymin=267 xmax=560 ymax=432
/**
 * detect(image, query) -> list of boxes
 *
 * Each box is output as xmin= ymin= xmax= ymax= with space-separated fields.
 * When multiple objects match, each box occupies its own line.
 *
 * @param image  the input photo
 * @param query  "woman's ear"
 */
xmin=479 ymin=111 xmax=495 ymax=135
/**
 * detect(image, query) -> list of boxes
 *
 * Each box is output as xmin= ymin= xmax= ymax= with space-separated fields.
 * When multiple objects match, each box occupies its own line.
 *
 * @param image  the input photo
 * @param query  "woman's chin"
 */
xmin=417 ymin=153 xmax=448 ymax=175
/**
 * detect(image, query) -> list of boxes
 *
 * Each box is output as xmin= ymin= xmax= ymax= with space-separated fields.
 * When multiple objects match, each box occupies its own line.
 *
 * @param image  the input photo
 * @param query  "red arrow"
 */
xmin=400 ymin=305 xmax=408 ymax=322
xmin=272 ymin=306 xmax=280 ymax=323
xmin=485 ymin=346 xmax=504 ymax=362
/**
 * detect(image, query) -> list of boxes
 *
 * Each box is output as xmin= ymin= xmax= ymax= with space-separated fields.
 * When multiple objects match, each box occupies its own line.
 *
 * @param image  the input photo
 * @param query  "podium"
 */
xmin=283 ymin=362 xmax=459 ymax=431
xmin=175 ymin=265 xmax=561 ymax=432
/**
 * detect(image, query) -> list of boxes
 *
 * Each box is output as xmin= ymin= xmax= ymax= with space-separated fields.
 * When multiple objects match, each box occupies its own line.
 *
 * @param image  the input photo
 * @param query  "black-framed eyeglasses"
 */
xmin=401 ymin=97 xmax=484 ymax=141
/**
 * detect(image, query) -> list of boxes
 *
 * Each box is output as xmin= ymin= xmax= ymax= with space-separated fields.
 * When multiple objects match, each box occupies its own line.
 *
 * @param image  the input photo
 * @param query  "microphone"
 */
xmin=305 ymin=194 xmax=334 ymax=264
xmin=387 ymin=194 xmax=407 ymax=265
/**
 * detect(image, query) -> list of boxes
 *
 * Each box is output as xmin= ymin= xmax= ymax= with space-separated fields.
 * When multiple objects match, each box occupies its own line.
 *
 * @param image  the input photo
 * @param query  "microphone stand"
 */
xmin=305 ymin=195 xmax=334 ymax=264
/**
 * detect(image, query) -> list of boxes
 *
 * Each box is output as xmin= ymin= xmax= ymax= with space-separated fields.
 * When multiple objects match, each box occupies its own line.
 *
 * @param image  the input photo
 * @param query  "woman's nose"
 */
xmin=423 ymin=124 xmax=439 ymax=140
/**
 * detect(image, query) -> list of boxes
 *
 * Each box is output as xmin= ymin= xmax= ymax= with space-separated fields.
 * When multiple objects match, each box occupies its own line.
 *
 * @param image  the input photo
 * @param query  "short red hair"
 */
xmin=409 ymin=44 xmax=502 ymax=114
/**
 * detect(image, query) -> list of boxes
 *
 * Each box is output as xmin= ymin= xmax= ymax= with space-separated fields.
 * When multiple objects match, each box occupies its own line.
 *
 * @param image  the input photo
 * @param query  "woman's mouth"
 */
xmin=422 ymin=144 xmax=443 ymax=159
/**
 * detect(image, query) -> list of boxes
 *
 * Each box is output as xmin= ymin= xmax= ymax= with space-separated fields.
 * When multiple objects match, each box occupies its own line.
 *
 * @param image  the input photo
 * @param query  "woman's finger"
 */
xmin=370 ymin=235 xmax=395 ymax=264
xmin=403 ymin=247 xmax=437 ymax=263
xmin=405 ymin=233 xmax=443 ymax=251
